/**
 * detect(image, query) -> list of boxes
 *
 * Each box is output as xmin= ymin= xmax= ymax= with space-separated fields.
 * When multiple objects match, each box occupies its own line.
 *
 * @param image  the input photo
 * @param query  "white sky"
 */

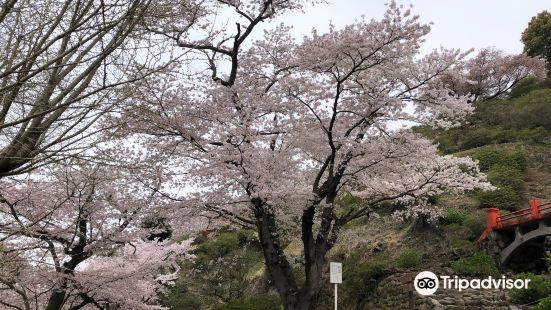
xmin=277 ymin=1 xmax=550 ymax=54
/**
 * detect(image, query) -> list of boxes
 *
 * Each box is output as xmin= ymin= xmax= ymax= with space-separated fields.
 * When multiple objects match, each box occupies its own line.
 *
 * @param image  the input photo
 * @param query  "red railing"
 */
xmin=476 ymin=199 xmax=551 ymax=243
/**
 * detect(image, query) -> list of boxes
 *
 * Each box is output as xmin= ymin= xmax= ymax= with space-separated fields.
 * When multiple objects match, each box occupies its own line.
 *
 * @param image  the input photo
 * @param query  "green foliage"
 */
xmin=510 ymin=77 xmax=547 ymax=98
xmin=459 ymin=126 xmax=549 ymax=150
xmin=472 ymin=99 xmax=511 ymax=127
xmin=510 ymin=90 xmax=551 ymax=131
xmin=396 ymin=250 xmax=422 ymax=269
xmin=444 ymin=208 xmax=486 ymax=245
xmin=535 ymin=296 xmax=551 ymax=310
xmin=160 ymin=288 xmax=202 ymax=310
xmin=511 ymin=150 xmax=529 ymax=171
xmin=343 ymin=216 xmax=370 ymax=229
xmin=467 ymin=148 xmax=526 ymax=210
xmin=445 ymin=223 xmax=476 ymax=241
xmin=508 ymin=273 xmax=551 ymax=305
xmin=477 ymin=186 xmax=521 ymax=211
xmin=342 ymin=253 xmax=391 ymax=308
xmin=213 ymin=295 xmax=282 ymax=310
xmin=459 ymin=127 xmax=540 ymax=151
xmin=449 ymin=239 xmax=478 ymax=257
xmin=142 ymin=216 xmax=173 ymax=241
xmin=533 ymin=253 xmax=551 ymax=308
xmin=417 ymin=89 xmax=551 ymax=154
xmin=450 ymin=254 xmax=499 ymax=277
xmin=522 ymin=11 xmax=551 ymax=74
xmin=195 ymin=230 xmax=257 ymax=258
xmin=486 ymin=165 xmax=525 ymax=194
xmin=461 ymin=128 xmax=500 ymax=149
xmin=522 ymin=126 xmax=550 ymax=144
xmin=442 ymin=208 xmax=467 ymax=225
xmin=463 ymin=210 xmax=487 ymax=237
xmin=162 ymin=230 xmax=264 ymax=309
xmin=469 ymin=148 xmax=526 ymax=172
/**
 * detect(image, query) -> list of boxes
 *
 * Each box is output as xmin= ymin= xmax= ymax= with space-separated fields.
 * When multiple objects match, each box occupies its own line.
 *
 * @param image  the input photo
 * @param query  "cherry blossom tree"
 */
xmin=145 ymin=0 xmax=321 ymax=87
xmin=0 ymin=0 xmax=184 ymax=177
xmin=443 ymin=48 xmax=546 ymax=102
xmin=0 ymin=162 xmax=192 ymax=309
xmin=118 ymin=2 xmax=493 ymax=309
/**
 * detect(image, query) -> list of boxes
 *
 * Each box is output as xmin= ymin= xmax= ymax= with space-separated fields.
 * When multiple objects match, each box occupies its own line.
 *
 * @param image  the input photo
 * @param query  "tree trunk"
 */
xmin=45 ymin=289 xmax=66 ymax=310
xmin=254 ymin=200 xmax=336 ymax=310
xmin=45 ymin=248 xmax=88 ymax=310
xmin=255 ymin=207 xmax=300 ymax=309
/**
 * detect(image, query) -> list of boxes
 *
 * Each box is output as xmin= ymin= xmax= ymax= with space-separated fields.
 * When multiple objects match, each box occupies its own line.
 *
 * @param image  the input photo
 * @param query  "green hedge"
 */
xmin=509 ymin=77 xmax=546 ymax=99
xmin=508 ymin=273 xmax=551 ymax=305
xmin=449 ymin=239 xmax=478 ymax=256
xmin=463 ymin=210 xmax=487 ymax=237
xmin=468 ymin=149 xmax=526 ymax=210
xmin=535 ymin=296 xmax=551 ymax=309
xmin=342 ymin=253 xmax=391 ymax=307
xmin=468 ymin=149 xmax=526 ymax=172
xmin=451 ymin=254 xmax=499 ymax=277
xmin=477 ymin=186 xmax=521 ymax=211
xmin=396 ymin=250 xmax=422 ymax=269
xmin=486 ymin=165 xmax=525 ymax=194
xmin=442 ymin=208 xmax=468 ymax=225
xmin=213 ymin=295 xmax=282 ymax=310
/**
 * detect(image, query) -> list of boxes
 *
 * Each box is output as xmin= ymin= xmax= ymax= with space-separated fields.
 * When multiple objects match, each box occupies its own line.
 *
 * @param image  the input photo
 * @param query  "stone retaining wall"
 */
xmin=364 ymin=272 xmax=510 ymax=309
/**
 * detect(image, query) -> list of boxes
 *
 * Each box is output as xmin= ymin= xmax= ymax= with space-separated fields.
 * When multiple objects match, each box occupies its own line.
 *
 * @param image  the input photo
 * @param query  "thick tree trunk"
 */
xmin=45 ymin=289 xmax=66 ymax=310
xmin=254 ymin=198 xmax=337 ymax=310
xmin=45 ymin=240 xmax=89 ymax=310
xmin=255 ymin=207 xmax=299 ymax=309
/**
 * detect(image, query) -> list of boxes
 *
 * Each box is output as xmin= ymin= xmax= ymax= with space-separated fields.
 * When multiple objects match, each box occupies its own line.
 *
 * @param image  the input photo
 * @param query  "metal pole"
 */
xmin=334 ymin=283 xmax=338 ymax=310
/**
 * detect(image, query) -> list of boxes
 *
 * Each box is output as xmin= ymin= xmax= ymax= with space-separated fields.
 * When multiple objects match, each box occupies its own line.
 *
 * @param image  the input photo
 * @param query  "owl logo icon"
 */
xmin=414 ymin=271 xmax=439 ymax=295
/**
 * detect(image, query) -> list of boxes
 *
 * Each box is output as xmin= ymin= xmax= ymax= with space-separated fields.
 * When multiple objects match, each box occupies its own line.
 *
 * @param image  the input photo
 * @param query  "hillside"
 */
xmin=162 ymin=79 xmax=551 ymax=309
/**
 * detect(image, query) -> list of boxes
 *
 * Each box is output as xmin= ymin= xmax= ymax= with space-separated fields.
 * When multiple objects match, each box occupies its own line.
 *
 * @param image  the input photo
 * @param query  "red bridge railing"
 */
xmin=477 ymin=199 xmax=551 ymax=243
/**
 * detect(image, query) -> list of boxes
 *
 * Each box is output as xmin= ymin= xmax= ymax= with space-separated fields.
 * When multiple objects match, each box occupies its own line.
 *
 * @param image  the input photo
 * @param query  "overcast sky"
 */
xmin=278 ymin=1 xmax=550 ymax=54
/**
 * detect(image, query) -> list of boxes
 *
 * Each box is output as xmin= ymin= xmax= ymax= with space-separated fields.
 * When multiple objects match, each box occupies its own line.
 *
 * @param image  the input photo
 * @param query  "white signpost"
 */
xmin=330 ymin=262 xmax=342 ymax=310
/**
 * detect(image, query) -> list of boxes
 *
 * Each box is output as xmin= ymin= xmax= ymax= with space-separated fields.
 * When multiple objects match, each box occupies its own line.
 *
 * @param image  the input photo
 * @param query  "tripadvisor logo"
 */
xmin=413 ymin=271 xmax=531 ymax=296
xmin=414 ymin=271 xmax=439 ymax=296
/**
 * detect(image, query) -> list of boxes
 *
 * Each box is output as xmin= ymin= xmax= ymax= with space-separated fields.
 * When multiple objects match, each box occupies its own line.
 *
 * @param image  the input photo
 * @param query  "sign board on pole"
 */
xmin=330 ymin=262 xmax=342 ymax=284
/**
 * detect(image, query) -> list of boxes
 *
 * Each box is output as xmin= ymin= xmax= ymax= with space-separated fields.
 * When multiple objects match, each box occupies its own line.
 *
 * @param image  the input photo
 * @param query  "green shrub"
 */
xmin=464 ymin=211 xmax=487 ymax=237
xmin=472 ymin=99 xmax=511 ymax=127
xmin=519 ymin=127 xmax=550 ymax=144
xmin=449 ymin=239 xmax=478 ymax=256
xmin=396 ymin=250 xmax=422 ymax=269
xmin=161 ymin=287 xmax=203 ymax=310
xmin=462 ymin=128 xmax=498 ymax=149
xmin=442 ymin=208 xmax=468 ymax=225
xmin=451 ymin=254 xmax=499 ymax=277
xmin=509 ymin=77 xmax=546 ymax=99
xmin=511 ymin=150 xmax=528 ymax=171
xmin=343 ymin=253 xmax=391 ymax=305
xmin=195 ymin=230 xmax=257 ymax=258
xmin=469 ymin=148 xmax=524 ymax=171
xmin=213 ymin=295 xmax=283 ymax=310
xmin=486 ymin=164 xmax=526 ymax=194
xmin=535 ymin=295 xmax=551 ymax=310
xmin=512 ymin=89 xmax=551 ymax=131
xmin=477 ymin=186 xmax=521 ymax=211
xmin=435 ymin=133 xmax=461 ymax=154
xmin=421 ymin=88 xmax=551 ymax=153
xmin=445 ymin=223 xmax=476 ymax=241
xmin=162 ymin=230 xmax=264 ymax=309
xmin=488 ymin=129 xmax=520 ymax=144
xmin=508 ymin=273 xmax=551 ymax=305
